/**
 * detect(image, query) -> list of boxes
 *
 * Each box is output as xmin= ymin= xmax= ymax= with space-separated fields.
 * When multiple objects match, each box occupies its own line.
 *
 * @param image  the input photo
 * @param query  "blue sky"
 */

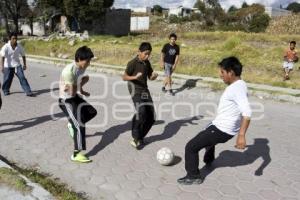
xmin=113 ymin=0 xmax=300 ymax=9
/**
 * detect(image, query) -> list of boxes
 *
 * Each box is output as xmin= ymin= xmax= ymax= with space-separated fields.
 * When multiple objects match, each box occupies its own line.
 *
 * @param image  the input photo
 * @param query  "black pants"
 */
xmin=59 ymin=95 xmax=97 ymax=151
xmin=131 ymin=91 xmax=155 ymax=141
xmin=185 ymin=125 xmax=233 ymax=176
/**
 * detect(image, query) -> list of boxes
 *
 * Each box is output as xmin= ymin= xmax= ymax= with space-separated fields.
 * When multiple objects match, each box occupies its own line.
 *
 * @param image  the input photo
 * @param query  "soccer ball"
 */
xmin=156 ymin=147 xmax=174 ymax=166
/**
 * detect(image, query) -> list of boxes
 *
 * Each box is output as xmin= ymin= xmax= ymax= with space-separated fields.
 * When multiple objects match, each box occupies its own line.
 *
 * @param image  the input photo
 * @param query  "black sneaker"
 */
xmin=26 ymin=93 xmax=35 ymax=97
xmin=162 ymin=87 xmax=167 ymax=93
xmin=177 ymin=174 xmax=203 ymax=185
xmin=169 ymin=89 xmax=175 ymax=96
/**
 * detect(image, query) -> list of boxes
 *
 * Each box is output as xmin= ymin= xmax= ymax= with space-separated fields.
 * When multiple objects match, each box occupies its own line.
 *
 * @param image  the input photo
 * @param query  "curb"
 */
xmin=27 ymin=55 xmax=300 ymax=104
xmin=0 ymin=155 xmax=54 ymax=200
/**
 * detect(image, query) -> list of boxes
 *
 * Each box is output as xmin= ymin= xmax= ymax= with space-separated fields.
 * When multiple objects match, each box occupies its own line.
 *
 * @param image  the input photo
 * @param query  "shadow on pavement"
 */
xmin=86 ymin=120 xmax=165 ymax=157
xmin=0 ymin=112 xmax=64 ymax=134
xmin=142 ymin=116 xmax=203 ymax=149
xmin=174 ymin=79 xmax=202 ymax=94
xmin=9 ymin=88 xmax=59 ymax=96
xmin=199 ymin=138 xmax=271 ymax=180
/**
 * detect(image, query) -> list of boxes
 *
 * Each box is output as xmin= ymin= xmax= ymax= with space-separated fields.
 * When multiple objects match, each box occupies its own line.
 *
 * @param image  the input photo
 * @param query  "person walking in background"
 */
xmin=161 ymin=33 xmax=180 ymax=96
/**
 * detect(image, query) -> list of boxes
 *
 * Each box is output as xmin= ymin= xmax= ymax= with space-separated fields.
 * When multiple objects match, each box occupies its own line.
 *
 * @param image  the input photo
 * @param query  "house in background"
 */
xmin=21 ymin=22 xmax=45 ymax=36
xmin=130 ymin=16 xmax=149 ymax=32
xmin=169 ymin=6 xmax=193 ymax=17
xmin=131 ymin=7 xmax=152 ymax=14
xmin=265 ymin=7 xmax=292 ymax=17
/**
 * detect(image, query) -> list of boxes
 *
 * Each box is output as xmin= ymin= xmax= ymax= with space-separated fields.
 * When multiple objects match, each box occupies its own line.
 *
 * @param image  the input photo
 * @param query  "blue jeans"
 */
xmin=2 ymin=66 xmax=32 ymax=95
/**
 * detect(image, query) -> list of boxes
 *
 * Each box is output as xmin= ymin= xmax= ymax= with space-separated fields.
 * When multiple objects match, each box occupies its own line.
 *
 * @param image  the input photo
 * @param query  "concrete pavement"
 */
xmin=0 ymin=61 xmax=299 ymax=200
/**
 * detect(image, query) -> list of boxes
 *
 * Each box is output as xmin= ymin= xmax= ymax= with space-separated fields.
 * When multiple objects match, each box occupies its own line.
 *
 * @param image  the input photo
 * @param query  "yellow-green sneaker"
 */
xmin=71 ymin=153 xmax=92 ymax=163
xmin=67 ymin=123 xmax=74 ymax=138
xmin=130 ymin=139 xmax=145 ymax=149
xmin=130 ymin=139 xmax=140 ymax=148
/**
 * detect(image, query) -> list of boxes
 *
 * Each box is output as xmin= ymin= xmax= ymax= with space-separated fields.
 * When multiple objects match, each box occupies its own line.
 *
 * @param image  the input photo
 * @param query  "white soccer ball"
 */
xmin=156 ymin=147 xmax=174 ymax=166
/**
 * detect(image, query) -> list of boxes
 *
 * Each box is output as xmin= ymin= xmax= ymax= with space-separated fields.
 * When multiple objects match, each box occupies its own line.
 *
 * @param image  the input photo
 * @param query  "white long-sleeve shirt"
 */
xmin=0 ymin=41 xmax=25 ymax=68
xmin=212 ymin=80 xmax=252 ymax=136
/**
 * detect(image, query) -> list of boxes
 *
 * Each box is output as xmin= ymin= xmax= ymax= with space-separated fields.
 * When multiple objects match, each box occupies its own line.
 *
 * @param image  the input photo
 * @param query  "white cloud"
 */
xmin=220 ymin=0 xmax=300 ymax=9
xmin=113 ymin=0 xmax=300 ymax=9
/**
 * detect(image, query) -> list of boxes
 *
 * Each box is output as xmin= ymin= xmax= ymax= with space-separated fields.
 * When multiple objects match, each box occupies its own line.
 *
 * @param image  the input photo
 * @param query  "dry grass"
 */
xmin=20 ymin=31 xmax=300 ymax=89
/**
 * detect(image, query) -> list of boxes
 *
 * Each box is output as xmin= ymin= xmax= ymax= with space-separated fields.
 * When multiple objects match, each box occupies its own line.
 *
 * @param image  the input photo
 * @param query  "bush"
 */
xmin=169 ymin=14 xmax=181 ymax=24
xmin=190 ymin=13 xmax=202 ymax=21
xmin=249 ymin=14 xmax=271 ymax=32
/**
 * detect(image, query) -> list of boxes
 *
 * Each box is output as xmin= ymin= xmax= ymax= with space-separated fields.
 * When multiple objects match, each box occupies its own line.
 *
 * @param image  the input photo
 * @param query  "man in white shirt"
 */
xmin=178 ymin=56 xmax=252 ymax=185
xmin=0 ymin=32 xmax=33 ymax=96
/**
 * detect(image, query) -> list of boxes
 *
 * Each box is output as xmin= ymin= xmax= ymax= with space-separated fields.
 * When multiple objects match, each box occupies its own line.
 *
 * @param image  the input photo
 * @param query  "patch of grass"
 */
xmin=0 ymin=155 xmax=87 ymax=200
xmin=17 ymin=168 xmax=88 ymax=200
xmin=0 ymin=167 xmax=32 ymax=194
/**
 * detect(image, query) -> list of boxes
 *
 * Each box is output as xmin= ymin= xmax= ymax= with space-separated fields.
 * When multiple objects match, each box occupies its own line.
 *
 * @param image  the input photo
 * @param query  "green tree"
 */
xmin=153 ymin=5 xmax=163 ymax=15
xmin=249 ymin=13 xmax=270 ymax=32
xmin=0 ymin=2 xmax=10 ymax=34
xmin=206 ymin=0 xmax=222 ymax=9
xmin=194 ymin=0 xmax=225 ymax=26
xmin=228 ymin=5 xmax=238 ymax=13
xmin=234 ymin=3 xmax=269 ymax=32
xmin=0 ymin=0 xmax=30 ymax=33
xmin=242 ymin=2 xmax=249 ymax=8
xmin=194 ymin=0 xmax=206 ymax=13
xmin=287 ymin=2 xmax=300 ymax=13
xmin=242 ymin=1 xmax=249 ymax=8
xmin=34 ymin=0 xmax=114 ymax=31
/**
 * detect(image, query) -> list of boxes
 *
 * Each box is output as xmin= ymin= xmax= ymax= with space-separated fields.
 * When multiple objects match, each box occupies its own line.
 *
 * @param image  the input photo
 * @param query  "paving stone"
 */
xmin=259 ymin=189 xmax=282 ymax=200
xmin=0 ymin=61 xmax=299 ymax=200
xmin=137 ymin=188 xmax=160 ymax=199
xmin=218 ymin=185 xmax=240 ymax=196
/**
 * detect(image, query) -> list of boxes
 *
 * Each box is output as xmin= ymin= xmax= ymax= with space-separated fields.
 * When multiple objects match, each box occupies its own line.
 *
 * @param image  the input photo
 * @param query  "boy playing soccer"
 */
xmin=58 ymin=46 xmax=97 ymax=163
xmin=283 ymin=41 xmax=298 ymax=80
xmin=161 ymin=33 xmax=180 ymax=96
xmin=178 ymin=57 xmax=252 ymax=185
xmin=123 ymin=42 xmax=158 ymax=149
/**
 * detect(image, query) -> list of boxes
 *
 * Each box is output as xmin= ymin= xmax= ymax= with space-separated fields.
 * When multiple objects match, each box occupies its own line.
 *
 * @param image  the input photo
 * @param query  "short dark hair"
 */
xmin=169 ymin=33 xmax=177 ymax=40
xmin=218 ymin=56 xmax=243 ymax=76
xmin=290 ymin=41 xmax=296 ymax=45
xmin=9 ymin=32 xmax=18 ymax=39
xmin=139 ymin=42 xmax=152 ymax=52
xmin=75 ymin=46 xmax=94 ymax=62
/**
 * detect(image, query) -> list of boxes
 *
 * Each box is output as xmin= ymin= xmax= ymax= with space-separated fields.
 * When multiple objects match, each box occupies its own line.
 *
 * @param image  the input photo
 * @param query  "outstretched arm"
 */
xmin=149 ymin=72 xmax=158 ymax=80
xmin=80 ymin=75 xmax=90 ymax=97
xmin=22 ymin=56 xmax=27 ymax=70
xmin=172 ymin=55 xmax=179 ymax=71
xmin=0 ymin=57 xmax=4 ymax=73
xmin=160 ymin=53 xmax=165 ymax=69
xmin=122 ymin=72 xmax=142 ymax=81
xmin=64 ymin=84 xmax=77 ymax=96
xmin=235 ymin=117 xmax=251 ymax=149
